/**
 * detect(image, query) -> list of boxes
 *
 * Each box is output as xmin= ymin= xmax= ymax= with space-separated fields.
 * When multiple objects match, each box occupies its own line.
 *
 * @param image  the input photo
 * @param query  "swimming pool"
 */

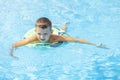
xmin=0 ymin=0 xmax=120 ymax=80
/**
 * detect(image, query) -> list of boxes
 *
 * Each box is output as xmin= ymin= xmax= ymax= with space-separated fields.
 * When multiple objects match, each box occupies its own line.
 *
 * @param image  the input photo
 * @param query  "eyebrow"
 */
xmin=36 ymin=25 xmax=48 ymax=29
xmin=37 ymin=32 xmax=47 ymax=34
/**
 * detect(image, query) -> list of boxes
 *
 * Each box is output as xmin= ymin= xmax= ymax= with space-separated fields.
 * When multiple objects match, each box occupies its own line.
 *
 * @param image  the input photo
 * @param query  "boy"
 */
xmin=10 ymin=17 xmax=109 ymax=58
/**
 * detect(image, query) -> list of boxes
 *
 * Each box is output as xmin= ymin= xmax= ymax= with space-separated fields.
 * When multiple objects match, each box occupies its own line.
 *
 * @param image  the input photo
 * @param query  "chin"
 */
xmin=41 ymin=40 xmax=48 ymax=43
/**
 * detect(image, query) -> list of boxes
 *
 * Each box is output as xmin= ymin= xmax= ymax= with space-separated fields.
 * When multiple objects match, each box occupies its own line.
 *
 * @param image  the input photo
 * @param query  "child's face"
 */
xmin=35 ymin=27 xmax=52 ymax=43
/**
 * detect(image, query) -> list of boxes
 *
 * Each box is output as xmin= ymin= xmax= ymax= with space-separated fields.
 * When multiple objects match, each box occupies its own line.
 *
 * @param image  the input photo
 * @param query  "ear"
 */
xmin=35 ymin=28 xmax=36 ymax=32
xmin=51 ymin=29 xmax=53 ymax=33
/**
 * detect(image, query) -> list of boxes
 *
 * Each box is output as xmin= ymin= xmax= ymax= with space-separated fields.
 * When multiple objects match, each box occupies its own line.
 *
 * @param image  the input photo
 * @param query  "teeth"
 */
xmin=41 ymin=39 xmax=45 ymax=41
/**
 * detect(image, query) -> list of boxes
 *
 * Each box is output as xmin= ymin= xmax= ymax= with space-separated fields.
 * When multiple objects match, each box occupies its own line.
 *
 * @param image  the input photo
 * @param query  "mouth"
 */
xmin=40 ymin=39 xmax=45 ymax=41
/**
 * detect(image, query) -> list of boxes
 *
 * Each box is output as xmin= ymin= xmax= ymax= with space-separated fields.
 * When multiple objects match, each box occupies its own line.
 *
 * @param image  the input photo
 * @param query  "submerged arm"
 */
xmin=10 ymin=36 xmax=38 ymax=58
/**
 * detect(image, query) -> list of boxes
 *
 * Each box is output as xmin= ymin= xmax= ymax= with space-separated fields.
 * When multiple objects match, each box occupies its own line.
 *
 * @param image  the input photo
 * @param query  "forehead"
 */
xmin=36 ymin=27 xmax=51 ymax=33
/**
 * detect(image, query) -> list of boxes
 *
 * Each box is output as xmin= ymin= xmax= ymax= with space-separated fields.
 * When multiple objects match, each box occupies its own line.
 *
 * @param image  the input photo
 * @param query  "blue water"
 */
xmin=0 ymin=0 xmax=120 ymax=80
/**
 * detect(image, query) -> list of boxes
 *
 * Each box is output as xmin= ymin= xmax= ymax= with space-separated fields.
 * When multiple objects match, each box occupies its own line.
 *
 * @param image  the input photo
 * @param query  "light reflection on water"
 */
xmin=0 ymin=0 xmax=120 ymax=80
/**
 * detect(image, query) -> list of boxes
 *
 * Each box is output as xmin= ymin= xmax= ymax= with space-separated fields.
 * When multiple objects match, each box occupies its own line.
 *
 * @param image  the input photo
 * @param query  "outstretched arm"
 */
xmin=57 ymin=36 xmax=109 ymax=49
xmin=10 ymin=36 xmax=38 ymax=58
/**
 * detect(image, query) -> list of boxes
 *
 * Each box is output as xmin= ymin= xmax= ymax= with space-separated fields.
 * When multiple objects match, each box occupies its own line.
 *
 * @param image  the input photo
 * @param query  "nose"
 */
xmin=40 ymin=34 xmax=45 ymax=39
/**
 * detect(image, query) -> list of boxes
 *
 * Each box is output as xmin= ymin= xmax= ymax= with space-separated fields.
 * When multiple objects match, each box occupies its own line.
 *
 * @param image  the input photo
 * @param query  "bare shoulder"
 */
xmin=49 ymin=34 xmax=68 ymax=43
xmin=50 ymin=34 xmax=77 ymax=42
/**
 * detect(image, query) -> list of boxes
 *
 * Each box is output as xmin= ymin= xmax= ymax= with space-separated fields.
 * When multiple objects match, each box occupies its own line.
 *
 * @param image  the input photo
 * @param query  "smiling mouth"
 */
xmin=40 ymin=39 xmax=45 ymax=41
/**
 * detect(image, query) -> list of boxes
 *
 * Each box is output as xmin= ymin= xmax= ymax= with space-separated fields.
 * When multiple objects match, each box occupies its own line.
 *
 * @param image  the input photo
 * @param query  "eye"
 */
xmin=44 ymin=33 xmax=47 ymax=35
xmin=37 ymin=33 xmax=41 ymax=35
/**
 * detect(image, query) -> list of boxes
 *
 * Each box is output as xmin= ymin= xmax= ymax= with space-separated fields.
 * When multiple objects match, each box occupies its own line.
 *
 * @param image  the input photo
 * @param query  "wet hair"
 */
xmin=35 ymin=17 xmax=52 ymax=29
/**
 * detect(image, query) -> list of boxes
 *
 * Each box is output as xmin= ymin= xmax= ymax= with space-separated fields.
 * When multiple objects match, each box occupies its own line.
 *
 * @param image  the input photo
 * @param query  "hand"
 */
xmin=96 ymin=43 xmax=109 ymax=49
xmin=64 ymin=22 xmax=70 ymax=25
xmin=10 ymin=48 xmax=19 ymax=59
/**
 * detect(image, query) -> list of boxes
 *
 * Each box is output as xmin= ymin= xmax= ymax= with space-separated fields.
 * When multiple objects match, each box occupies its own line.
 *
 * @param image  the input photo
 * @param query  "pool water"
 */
xmin=0 ymin=0 xmax=120 ymax=80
